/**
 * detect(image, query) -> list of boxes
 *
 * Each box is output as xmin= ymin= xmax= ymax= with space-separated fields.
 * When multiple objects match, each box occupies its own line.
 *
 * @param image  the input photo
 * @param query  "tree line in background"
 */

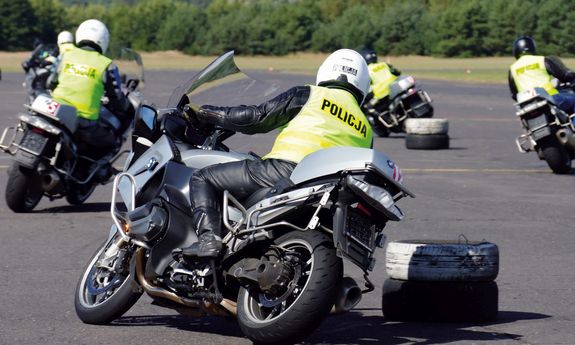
xmin=2 ymin=0 xmax=575 ymax=57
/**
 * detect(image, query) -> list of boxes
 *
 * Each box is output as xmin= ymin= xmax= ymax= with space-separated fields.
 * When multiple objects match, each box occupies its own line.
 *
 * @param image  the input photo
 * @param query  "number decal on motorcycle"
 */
xmin=46 ymin=100 xmax=60 ymax=116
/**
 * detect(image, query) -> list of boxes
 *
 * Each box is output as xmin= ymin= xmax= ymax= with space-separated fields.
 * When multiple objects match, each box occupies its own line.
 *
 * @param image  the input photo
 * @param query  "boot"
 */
xmin=173 ymin=232 xmax=223 ymax=259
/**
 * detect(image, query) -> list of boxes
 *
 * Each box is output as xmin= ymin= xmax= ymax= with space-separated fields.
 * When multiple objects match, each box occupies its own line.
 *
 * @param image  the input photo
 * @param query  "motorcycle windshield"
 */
xmin=109 ymin=47 xmax=145 ymax=90
xmin=166 ymin=51 xmax=281 ymax=111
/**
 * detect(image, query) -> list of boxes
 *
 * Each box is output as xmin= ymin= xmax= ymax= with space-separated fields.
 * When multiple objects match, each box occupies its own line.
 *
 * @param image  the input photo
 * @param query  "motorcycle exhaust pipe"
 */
xmin=331 ymin=276 xmax=362 ymax=314
xmin=134 ymin=249 xmax=237 ymax=317
xmin=41 ymin=171 xmax=61 ymax=192
xmin=556 ymin=127 xmax=575 ymax=151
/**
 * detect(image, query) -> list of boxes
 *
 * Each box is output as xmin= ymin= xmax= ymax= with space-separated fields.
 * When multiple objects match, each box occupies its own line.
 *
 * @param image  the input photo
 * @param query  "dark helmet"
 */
xmin=513 ymin=36 xmax=536 ymax=59
xmin=360 ymin=48 xmax=378 ymax=64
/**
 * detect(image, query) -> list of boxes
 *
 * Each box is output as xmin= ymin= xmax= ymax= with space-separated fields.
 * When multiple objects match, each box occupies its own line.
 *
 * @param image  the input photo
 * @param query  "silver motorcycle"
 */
xmin=515 ymin=86 xmax=575 ymax=174
xmin=0 ymin=48 xmax=144 ymax=212
xmin=74 ymin=51 xmax=413 ymax=344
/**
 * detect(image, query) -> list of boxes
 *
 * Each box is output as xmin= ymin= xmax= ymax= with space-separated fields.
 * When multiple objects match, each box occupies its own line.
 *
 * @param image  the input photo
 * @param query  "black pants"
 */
xmin=190 ymin=158 xmax=296 ymax=237
xmin=76 ymin=108 xmax=118 ymax=149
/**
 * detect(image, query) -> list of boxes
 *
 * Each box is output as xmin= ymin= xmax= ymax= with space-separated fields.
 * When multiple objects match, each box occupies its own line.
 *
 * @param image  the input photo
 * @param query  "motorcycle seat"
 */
xmin=242 ymin=177 xmax=295 ymax=208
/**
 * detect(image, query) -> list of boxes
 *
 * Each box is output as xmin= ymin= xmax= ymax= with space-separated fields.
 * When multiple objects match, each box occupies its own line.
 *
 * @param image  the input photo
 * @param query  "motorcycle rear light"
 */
xmin=31 ymin=127 xmax=45 ymax=135
xmin=356 ymin=202 xmax=373 ymax=217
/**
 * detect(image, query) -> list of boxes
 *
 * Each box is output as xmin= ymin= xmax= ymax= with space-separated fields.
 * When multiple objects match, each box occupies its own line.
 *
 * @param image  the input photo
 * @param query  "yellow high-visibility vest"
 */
xmin=264 ymin=86 xmax=373 ymax=163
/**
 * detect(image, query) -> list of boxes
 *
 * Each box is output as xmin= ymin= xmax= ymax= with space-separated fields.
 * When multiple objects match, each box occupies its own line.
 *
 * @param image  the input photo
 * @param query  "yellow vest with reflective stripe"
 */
xmin=58 ymin=42 xmax=75 ymax=55
xmin=52 ymin=46 xmax=111 ymax=120
xmin=263 ymin=86 xmax=373 ymax=163
xmin=368 ymin=62 xmax=398 ymax=99
xmin=510 ymin=55 xmax=558 ymax=95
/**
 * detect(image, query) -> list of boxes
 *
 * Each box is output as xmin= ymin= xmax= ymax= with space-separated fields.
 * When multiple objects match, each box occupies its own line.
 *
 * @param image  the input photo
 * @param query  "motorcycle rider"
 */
xmin=174 ymin=49 xmax=373 ymax=258
xmin=360 ymin=48 xmax=401 ymax=119
xmin=57 ymin=31 xmax=75 ymax=55
xmin=509 ymin=36 xmax=575 ymax=118
xmin=51 ymin=19 xmax=133 ymax=150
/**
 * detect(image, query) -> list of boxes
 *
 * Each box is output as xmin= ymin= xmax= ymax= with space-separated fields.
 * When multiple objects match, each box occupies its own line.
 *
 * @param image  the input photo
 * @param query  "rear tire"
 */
xmin=540 ymin=138 xmax=571 ymax=174
xmin=237 ymin=230 xmax=342 ymax=345
xmin=75 ymin=234 xmax=142 ymax=324
xmin=5 ymin=163 xmax=43 ymax=212
xmin=381 ymin=279 xmax=498 ymax=322
xmin=66 ymin=182 xmax=96 ymax=205
xmin=405 ymin=133 xmax=449 ymax=150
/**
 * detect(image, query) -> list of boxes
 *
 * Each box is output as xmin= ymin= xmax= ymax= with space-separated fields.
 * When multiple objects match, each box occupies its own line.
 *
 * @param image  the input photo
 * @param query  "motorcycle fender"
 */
xmin=18 ymin=113 xmax=61 ymax=135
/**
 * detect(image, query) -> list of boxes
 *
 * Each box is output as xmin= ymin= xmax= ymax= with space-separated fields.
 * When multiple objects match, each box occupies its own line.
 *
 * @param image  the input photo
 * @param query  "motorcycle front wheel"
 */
xmin=5 ymin=163 xmax=43 ymax=212
xmin=75 ymin=233 xmax=142 ymax=324
xmin=237 ymin=230 xmax=342 ymax=345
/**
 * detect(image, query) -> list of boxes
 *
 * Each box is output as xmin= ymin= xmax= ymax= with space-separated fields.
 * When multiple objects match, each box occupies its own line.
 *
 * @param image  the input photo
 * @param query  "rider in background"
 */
xmin=509 ymin=36 xmax=575 ymax=118
xmin=51 ymin=19 xmax=133 ymax=151
xmin=173 ymin=49 xmax=373 ymax=259
xmin=57 ymin=31 xmax=75 ymax=55
xmin=360 ymin=48 xmax=401 ymax=119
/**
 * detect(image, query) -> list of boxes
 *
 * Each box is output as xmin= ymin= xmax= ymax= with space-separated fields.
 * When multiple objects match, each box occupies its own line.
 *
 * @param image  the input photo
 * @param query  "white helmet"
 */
xmin=57 ymin=31 xmax=74 ymax=46
xmin=75 ymin=19 xmax=109 ymax=54
xmin=316 ymin=49 xmax=370 ymax=102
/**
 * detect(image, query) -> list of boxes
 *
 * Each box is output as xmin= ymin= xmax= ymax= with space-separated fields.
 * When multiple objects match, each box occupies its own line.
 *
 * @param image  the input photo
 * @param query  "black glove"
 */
xmin=183 ymin=104 xmax=214 ymax=136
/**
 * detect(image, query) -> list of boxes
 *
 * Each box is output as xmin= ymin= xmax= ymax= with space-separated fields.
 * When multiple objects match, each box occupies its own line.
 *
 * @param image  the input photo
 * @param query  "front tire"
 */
xmin=237 ymin=230 xmax=342 ymax=345
xmin=5 ymin=163 xmax=43 ymax=212
xmin=75 ymin=233 xmax=142 ymax=324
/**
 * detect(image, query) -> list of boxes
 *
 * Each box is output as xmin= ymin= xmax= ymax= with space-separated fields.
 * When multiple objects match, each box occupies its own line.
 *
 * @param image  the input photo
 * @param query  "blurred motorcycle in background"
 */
xmin=0 ymin=48 xmax=144 ymax=212
xmin=514 ymin=85 xmax=575 ymax=174
xmin=363 ymin=75 xmax=434 ymax=137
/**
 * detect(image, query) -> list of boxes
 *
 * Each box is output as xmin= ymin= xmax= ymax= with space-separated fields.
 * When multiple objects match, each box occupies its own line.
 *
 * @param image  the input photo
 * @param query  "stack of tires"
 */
xmin=405 ymin=118 xmax=450 ymax=150
xmin=382 ymin=239 xmax=499 ymax=322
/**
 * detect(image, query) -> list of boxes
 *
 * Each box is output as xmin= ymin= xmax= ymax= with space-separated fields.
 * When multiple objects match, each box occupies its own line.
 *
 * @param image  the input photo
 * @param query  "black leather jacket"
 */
xmin=197 ymin=86 xmax=311 ymax=134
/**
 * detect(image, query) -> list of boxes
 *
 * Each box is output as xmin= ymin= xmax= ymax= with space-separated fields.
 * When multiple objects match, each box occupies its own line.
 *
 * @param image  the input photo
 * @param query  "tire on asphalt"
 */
xmin=386 ymin=240 xmax=499 ymax=282
xmin=405 ymin=133 xmax=449 ymax=150
xmin=236 ymin=230 xmax=342 ymax=345
xmin=5 ymin=163 xmax=43 ymax=212
xmin=539 ymin=138 xmax=571 ymax=174
xmin=381 ymin=278 xmax=499 ymax=322
xmin=405 ymin=118 xmax=449 ymax=135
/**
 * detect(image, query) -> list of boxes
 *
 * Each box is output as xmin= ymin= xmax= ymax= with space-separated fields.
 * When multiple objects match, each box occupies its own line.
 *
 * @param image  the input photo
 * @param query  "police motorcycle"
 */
xmin=21 ymin=43 xmax=59 ymax=105
xmin=0 ymin=48 xmax=144 ymax=212
xmin=363 ymin=75 xmax=434 ymax=137
xmin=514 ymin=86 xmax=575 ymax=174
xmin=74 ymin=51 xmax=414 ymax=345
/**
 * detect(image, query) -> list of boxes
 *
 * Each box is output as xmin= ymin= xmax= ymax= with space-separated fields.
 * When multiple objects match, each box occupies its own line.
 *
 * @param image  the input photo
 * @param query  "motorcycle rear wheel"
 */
xmin=237 ymin=230 xmax=342 ymax=345
xmin=66 ymin=182 xmax=96 ymax=205
xmin=75 ymin=233 xmax=142 ymax=324
xmin=540 ymin=138 xmax=571 ymax=174
xmin=5 ymin=163 xmax=43 ymax=212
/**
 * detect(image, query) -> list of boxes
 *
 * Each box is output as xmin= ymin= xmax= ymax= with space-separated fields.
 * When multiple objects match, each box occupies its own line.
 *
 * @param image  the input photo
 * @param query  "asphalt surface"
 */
xmin=0 ymin=68 xmax=574 ymax=345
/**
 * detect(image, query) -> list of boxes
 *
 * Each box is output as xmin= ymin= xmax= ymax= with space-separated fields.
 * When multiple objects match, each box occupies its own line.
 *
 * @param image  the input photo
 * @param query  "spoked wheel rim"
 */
xmin=77 ymin=236 xmax=131 ymax=309
xmin=243 ymin=238 xmax=314 ymax=324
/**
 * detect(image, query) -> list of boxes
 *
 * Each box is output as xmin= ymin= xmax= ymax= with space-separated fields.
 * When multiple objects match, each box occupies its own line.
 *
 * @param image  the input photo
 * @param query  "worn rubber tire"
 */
xmin=66 ymin=182 xmax=96 ymax=205
xmin=539 ymin=138 xmax=571 ymax=174
xmin=237 ymin=230 xmax=342 ymax=345
xmin=405 ymin=133 xmax=449 ymax=150
xmin=381 ymin=278 xmax=498 ymax=322
xmin=75 ymin=235 xmax=142 ymax=325
xmin=386 ymin=240 xmax=499 ymax=282
xmin=5 ymin=163 xmax=43 ymax=212
xmin=405 ymin=118 xmax=449 ymax=135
